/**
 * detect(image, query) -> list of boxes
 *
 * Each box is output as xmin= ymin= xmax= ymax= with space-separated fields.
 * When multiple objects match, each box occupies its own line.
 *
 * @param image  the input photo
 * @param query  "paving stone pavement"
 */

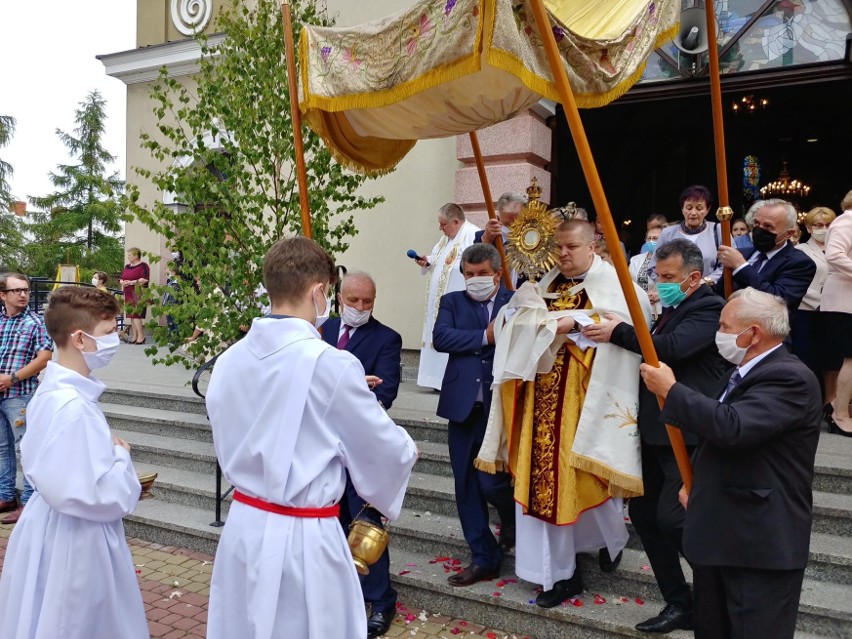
xmin=0 ymin=525 xmax=530 ymax=639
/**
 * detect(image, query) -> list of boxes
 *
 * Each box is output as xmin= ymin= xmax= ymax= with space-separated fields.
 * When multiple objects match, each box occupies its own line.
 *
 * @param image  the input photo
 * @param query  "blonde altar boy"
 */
xmin=0 ymin=287 xmax=147 ymax=639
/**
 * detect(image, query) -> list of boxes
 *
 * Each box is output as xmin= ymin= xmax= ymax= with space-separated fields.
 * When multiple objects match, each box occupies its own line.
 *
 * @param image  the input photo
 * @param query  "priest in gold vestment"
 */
xmin=477 ymin=220 xmax=649 ymax=607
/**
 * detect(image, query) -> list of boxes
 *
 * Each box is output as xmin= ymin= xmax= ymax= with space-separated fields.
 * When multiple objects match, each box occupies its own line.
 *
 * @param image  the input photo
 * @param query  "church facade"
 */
xmin=100 ymin=0 xmax=852 ymax=348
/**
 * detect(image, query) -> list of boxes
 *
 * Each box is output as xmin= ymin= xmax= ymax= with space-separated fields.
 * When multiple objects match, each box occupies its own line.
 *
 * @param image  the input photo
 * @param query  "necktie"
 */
xmin=652 ymin=306 xmax=674 ymax=334
xmin=481 ymin=302 xmax=490 ymax=325
xmin=754 ymin=253 xmax=768 ymax=272
xmin=725 ymin=370 xmax=742 ymax=398
xmin=337 ymin=325 xmax=351 ymax=350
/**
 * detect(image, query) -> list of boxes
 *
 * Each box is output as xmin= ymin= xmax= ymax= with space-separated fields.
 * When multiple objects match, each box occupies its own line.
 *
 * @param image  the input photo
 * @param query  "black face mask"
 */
xmin=752 ymin=226 xmax=782 ymax=253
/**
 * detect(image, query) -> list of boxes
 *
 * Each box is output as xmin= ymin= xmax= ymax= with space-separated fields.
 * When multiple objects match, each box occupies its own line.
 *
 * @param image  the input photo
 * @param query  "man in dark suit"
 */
xmin=716 ymin=199 xmax=816 ymax=317
xmin=322 ymin=272 xmax=402 ymax=639
xmin=473 ymin=191 xmax=526 ymax=247
xmin=584 ymin=239 xmax=729 ymax=633
xmin=640 ymin=287 xmax=822 ymax=639
xmin=433 ymin=243 xmax=515 ymax=587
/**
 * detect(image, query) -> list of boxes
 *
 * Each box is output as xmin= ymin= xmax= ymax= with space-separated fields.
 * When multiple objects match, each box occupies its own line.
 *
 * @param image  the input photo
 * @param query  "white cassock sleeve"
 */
xmin=26 ymin=400 xmax=141 ymax=523
xmin=325 ymin=360 xmax=417 ymax=520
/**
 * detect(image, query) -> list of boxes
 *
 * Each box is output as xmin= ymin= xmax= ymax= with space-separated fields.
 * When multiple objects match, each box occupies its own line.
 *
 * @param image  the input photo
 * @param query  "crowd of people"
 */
xmin=0 ymin=186 xmax=850 ymax=639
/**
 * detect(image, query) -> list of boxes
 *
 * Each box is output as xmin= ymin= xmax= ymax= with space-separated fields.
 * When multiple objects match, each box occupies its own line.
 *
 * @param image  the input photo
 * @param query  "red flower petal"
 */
xmin=398 ymin=570 xmax=410 ymax=575
xmin=492 ymin=591 xmax=502 ymax=597
xmin=594 ymin=594 xmax=606 ymax=604
xmin=571 ymin=598 xmax=584 ymax=607
xmin=635 ymin=597 xmax=645 ymax=605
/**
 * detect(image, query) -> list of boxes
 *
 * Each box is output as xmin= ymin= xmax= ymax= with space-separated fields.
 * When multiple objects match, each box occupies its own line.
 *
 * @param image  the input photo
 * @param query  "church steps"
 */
xmin=388 ymin=547 xmax=848 ymax=639
xmin=100 ymin=385 xmax=207 ymax=416
xmin=102 ymin=403 xmax=213 ymax=443
xmin=111 ymin=428 xmax=217 ymax=475
xmin=124 ymin=499 xmax=221 ymax=557
xmin=389 ymin=507 xmax=852 ymax=593
xmin=94 ymin=386 xmax=852 ymax=638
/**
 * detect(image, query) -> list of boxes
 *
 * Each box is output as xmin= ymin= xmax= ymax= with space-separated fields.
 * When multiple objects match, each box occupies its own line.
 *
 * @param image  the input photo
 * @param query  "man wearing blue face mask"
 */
xmin=583 ymin=239 xmax=729 ymax=634
xmin=433 ymin=243 xmax=515 ymax=587
xmin=321 ymin=271 xmax=403 ymax=639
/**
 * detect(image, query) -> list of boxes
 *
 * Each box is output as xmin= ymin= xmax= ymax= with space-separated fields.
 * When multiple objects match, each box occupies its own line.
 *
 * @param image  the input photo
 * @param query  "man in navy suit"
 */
xmin=715 ymin=199 xmax=815 ymax=317
xmin=433 ymin=243 xmax=515 ymax=587
xmin=322 ymin=272 xmax=402 ymax=639
xmin=641 ymin=288 xmax=822 ymax=639
xmin=474 ymin=191 xmax=526 ymax=247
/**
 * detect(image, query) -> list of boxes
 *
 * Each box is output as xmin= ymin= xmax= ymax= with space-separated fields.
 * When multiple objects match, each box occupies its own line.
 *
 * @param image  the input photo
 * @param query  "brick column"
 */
xmin=455 ymin=108 xmax=552 ymax=228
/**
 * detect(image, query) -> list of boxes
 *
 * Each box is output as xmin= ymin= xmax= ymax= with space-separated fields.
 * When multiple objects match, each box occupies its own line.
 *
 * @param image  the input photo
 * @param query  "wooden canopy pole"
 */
xmin=281 ymin=0 xmax=313 ymax=238
xmin=704 ymin=0 xmax=734 ymax=297
xmin=528 ymin=0 xmax=692 ymax=491
xmin=469 ymin=132 xmax=513 ymax=291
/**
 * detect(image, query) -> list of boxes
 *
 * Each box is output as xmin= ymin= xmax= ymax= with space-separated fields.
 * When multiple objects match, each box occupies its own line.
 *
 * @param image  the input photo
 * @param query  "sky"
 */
xmin=0 ymin=0 xmax=136 ymax=207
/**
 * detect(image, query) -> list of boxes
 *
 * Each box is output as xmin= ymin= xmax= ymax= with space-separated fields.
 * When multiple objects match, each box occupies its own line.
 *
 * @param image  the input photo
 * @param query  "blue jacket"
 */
xmin=321 ymin=316 xmax=402 ymax=409
xmin=432 ymin=286 xmax=513 ymax=422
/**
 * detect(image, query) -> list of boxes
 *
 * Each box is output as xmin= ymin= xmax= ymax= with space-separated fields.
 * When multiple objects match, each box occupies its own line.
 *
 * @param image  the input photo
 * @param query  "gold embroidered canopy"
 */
xmin=299 ymin=0 xmax=678 ymax=176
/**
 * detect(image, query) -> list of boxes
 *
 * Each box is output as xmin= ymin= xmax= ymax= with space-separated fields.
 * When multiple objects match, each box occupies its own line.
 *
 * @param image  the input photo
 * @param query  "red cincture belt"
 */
xmin=233 ymin=490 xmax=340 ymax=518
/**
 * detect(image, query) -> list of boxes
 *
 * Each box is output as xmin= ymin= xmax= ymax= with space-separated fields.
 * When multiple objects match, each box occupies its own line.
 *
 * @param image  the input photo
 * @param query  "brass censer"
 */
xmin=347 ymin=504 xmax=390 ymax=575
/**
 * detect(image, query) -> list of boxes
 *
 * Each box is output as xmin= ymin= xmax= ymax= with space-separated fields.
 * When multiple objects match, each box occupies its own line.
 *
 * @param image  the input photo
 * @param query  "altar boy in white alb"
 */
xmin=206 ymin=237 xmax=418 ymax=639
xmin=0 ymin=287 xmax=147 ymax=639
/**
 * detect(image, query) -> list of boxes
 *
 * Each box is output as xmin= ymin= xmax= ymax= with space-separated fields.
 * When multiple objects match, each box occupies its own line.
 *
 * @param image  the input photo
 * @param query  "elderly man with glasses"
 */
xmin=0 ymin=273 xmax=53 ymax=524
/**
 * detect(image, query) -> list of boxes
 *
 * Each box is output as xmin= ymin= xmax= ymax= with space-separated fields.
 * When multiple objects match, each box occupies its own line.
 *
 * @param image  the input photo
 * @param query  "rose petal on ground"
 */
xmin=399 ymin=570 xmax=411 ymax=575
xmin=594 ymin=594 xmax=606 ymax=604
xmin=635 ymin=597 xmax=645 ymax=605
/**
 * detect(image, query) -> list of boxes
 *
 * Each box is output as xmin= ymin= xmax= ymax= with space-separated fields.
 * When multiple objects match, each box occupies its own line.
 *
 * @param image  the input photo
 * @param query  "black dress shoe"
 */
xmin=535 ymin=573 xmax=583 ymax=608
xmin=366 ymin=610 xmax=393 ymax=639
xmin=447 ymin=564 xmax=499 ymax=587
xmin=0 ymin=498 xmax=17 ymax=514
xmin=635 ymin=604 xmax=693 ymax=633
xmin=498 ymin=527 xmax=515 ymax=553
xmin=598 ymin=548 xmax=623 ymax=572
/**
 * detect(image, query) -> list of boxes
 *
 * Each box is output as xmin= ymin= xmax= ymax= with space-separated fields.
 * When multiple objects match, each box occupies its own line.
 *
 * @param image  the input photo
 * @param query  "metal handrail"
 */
xmin=190 ymin=348 xmax=233 ymax=527
xmin=28 ymin=278 xmax=126 ymax=328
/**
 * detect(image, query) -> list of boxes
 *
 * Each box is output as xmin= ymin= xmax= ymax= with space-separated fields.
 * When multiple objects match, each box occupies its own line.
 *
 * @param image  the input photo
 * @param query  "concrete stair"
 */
xmin=106 ymin=383 xmax=852 ymax=638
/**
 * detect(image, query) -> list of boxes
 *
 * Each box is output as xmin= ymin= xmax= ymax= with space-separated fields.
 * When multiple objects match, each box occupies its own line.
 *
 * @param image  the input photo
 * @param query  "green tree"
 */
xmin=128 ymin=0 xmax=383 ymax=367
xmin=26 ymin=91 xmax=125 ymax=277
xmin=0 ymin=114 xmax=15 ymax=211
xmin=0 ymin=115 xmax=25 ymax=271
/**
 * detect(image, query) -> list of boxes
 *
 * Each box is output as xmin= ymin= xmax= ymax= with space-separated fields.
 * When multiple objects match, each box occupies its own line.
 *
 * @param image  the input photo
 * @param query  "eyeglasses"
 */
xmin=4 ymin=288 xmax=30 ymax=296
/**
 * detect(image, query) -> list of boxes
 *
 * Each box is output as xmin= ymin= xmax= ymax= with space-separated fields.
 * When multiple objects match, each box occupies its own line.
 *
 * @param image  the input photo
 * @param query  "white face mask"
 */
xmin=465 ymin=275 xmax=498 ymax=302
xmin=714 ymin=327 xmax=752 ymax=365
xmin=810 ymin=229 xmax=828 ymax=243
xmin=91 ymin=277 xmax=100 ymax=286
xmin=79 ymin=331 xmax=120 ymax=370
xmin=313 ymin=286 xmax=330 ymax=328
xmin=341 ymin=305 xmax=371 ymax=328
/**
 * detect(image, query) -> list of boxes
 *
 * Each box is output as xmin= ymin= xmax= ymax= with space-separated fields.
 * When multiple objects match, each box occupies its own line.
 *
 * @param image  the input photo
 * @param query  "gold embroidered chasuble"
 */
xmin=503 ymin=275 xmax=613 ymax=525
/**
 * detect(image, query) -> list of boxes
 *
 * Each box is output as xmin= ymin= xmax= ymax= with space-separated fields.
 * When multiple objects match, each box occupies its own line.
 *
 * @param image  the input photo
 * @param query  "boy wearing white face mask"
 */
xmin=0 ymin=287 xmax=149 ymax=639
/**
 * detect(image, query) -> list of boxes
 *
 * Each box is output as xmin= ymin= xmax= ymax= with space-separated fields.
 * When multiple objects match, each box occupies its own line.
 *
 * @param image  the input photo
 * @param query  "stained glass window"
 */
xmin=640 ymin=0 xmax=852 ymax=82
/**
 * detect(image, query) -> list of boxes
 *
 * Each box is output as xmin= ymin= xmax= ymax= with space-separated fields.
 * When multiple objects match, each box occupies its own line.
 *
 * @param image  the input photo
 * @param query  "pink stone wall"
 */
xmin=455 ymin=110 xmax=552 ymax=228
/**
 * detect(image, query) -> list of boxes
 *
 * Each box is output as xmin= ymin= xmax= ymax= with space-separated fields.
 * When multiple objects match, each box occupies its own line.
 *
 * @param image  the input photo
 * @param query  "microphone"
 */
xmin=406 ymin=249 xmax=423 ymax=260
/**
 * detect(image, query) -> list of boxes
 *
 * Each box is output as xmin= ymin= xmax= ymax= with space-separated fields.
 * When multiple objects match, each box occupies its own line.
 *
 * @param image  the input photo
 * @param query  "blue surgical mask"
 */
xmin=641 ymin=240 xmax=657 ymax=254
xmin=657 ymin=275 xmax=691 ymax=307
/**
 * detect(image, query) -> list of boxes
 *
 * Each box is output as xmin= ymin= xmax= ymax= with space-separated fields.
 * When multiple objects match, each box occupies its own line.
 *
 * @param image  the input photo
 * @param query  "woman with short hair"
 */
xmin=793 ymin=206 xmax=839 ymax=423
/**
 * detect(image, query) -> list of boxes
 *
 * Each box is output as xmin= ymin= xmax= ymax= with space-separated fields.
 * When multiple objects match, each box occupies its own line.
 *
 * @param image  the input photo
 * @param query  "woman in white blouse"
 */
xmin=650 ymin=185 xmax=721 ymax=280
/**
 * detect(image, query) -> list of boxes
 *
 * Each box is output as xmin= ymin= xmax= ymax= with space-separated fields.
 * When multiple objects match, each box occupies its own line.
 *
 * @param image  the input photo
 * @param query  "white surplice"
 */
xmin=205 ymin=317 xmax=417 ymax=639
xmin=0 ymin=362 xmax=147 ymax=639
xmin=417 ymin=220 xmax=480 ymax=389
